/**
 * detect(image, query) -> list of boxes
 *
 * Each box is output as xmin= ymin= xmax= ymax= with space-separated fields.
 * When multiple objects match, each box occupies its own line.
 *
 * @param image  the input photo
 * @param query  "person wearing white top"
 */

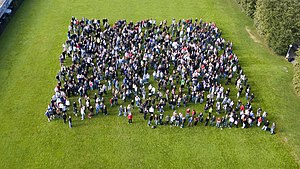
xmin=149 ymin=106 xmax=154 ymax=114
xmin=81 ymin=106 xmax=85 ymax=120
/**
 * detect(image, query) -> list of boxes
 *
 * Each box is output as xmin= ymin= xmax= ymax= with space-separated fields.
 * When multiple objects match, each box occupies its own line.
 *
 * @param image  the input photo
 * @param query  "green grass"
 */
xmin=0 ymin=0 xmax=300 ymax=168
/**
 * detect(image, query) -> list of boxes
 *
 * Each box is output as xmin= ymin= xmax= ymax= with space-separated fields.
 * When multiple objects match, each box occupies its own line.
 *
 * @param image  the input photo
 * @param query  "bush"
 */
xmin=293 ymin=50 xmax=300 ymax=97
xmin=254 ymin=0 xmax=300 ymax=55
xmin=237 ymin=0 xmax=257 ymax=18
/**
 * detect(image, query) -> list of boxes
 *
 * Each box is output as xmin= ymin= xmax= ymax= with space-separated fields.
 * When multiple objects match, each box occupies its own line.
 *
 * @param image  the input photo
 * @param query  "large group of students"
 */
xmin=45 ymin=17 xmax=275 ymax=134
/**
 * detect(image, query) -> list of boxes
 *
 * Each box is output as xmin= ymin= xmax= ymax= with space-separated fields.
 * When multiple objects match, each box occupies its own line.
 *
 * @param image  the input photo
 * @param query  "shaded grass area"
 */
xmin=0 ymin=0 xmax=299 ymax=168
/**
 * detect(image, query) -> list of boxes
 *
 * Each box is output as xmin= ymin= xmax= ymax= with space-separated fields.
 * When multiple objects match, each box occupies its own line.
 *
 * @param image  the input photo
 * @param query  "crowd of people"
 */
xmin=44 ymin=17 xmax=275 ymax=134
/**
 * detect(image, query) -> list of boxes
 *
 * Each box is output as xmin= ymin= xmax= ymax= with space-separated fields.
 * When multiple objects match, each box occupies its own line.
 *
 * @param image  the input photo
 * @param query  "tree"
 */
xmin=237 ymin=0 xmax=257 ymax=18
xmin=254 ymin=0 xmax=300 ymax=55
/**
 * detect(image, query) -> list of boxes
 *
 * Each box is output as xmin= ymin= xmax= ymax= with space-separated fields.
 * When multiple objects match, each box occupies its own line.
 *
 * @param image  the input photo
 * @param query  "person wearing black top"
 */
xmin=73 ymin=101 xmax=77 ymax=116
xmin=131 ymin=100 xmax=134 ymax=109
xmin=148 ymin=114 xmax=154 ymax=126
xmin=159 ymin=113 xmax=164 ymax=125
xmin=205 ymin=116 xmax=209 ymax=126
xmin=103 ymin=105 xmax=108 ymax=115
xmin=199 ymin=113 xmax=204 ymax=123
xmin=62 ymin=113 xmax=67 ymax=124
xmin=262 ymin=120 xmax=269 ymax=131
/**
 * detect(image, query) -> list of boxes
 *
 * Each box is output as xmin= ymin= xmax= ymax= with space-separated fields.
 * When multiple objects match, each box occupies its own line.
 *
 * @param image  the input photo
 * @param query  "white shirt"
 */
xmin=149 ymin=107 xmax=154 ymax=113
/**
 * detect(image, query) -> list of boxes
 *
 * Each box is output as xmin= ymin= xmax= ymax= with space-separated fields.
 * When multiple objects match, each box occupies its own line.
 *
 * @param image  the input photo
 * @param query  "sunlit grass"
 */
xmin=0 ymin=0 xmax=299 ymax=168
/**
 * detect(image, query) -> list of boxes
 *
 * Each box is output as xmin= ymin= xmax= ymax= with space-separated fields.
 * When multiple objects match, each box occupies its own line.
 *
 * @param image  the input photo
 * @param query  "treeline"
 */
xmin=237 ymin=0 xmax=300 ymax=55
xmin=293 ymin=51 xmax=300 ymax=96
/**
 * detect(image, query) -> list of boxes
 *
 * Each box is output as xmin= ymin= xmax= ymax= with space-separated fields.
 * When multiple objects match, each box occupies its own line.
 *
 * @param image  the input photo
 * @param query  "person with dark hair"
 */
xmin=148 ymin=114 xmax=154 ymax=126
xmin=44 ymin=17 xmax=272 ymax=133
xmin=159 ymin=113 xmax=164 ymax=125
xmin=262 ymin=120 xmax=270 ymax=131
xmin=73 ymin=101 xmax=78 ymax=117
xmin=198 ymin=112 xmax=203 ymax=123
xmin=62 ymin=113 xmax=67 ymax=124
xmin=103 ymin=105 xmax=108 ymax=115
xmin=205 ymin=116 xmax=209 ymax=126
xmin=210 ymin=115 xmax=216 ymax=127
xmin=194 ymin=116 xmax=199 ymax=126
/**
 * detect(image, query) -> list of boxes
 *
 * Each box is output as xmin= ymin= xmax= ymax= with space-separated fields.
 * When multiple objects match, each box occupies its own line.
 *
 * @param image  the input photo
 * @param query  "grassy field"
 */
xmin=0 ymin=0 xmax=300 ymax=168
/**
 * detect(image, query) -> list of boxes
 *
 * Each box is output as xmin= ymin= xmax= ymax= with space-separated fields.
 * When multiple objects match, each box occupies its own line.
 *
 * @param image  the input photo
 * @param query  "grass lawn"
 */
xmin=0 ymin=0 xmax=300 ymax=168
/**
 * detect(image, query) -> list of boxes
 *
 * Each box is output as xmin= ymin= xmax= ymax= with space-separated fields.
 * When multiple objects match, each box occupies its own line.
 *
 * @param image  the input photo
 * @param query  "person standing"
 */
xmin=128 ymin=113 xmax=133 ymax=124
xmin=154 ymin=114 xmax=158 ymax=126
xmin=78 ymin=97 xmax=82 ymax=107
xmin=124 ymin=106 xmax=128 ymax=117
xmin=81 ymin=106 xmax=85 ymax=120
xmin=216 ymin=117 xmax=221 ymax=128
xmin=229 ymin=116 xmax=234 ymax=128
xmin=262 ymin=120 xmax=269 ymax=131
xmin=63 ymin=113 xmax=67 ymax=124
xmin=148 ymin=114 xmax=154 ymax=126
xmin=95 ymin=102 xmax=100 ymax=115
xmin=188 ymin=116 xmax=193 ymax=127
xmin=127 ymin=104 xmax=131 ymax=114
xmin=73 ymin=101 xmax=78 ymax=117
xmin=118 ymin=105 xmax=123 ymax=116
xmin=205 ymin=116 xmax=209 ymax=126
xmin=257 ymin=116 xmax=262 ymax=127
xmin=270 ymin=122 xmax=276 ymax=135
xmin=165 ymin=115 xmax=170 ymax=125
xmin=68 ymin=116 xmax=72 ymax=128
xmin=199 ymin=112 xmax=203 ymax=123
xmin=210 ymin=115 xmax=216 ymax=127
xmin=159 ymin=113 xmax=164 ymax=125
xmin=194 ymin=116 xmax=199 ymax=126
xmin=103 ymin=105 xmax=108 ymax=115
xmin=143 ymin=108 xmax=148 ymax=120
xmin=45 ymin=110 xmax=51 ymax=122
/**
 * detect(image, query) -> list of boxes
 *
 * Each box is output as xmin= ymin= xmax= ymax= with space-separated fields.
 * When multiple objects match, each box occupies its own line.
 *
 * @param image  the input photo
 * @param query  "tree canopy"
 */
xmin=239 ymin=0 xmax=300 ymax=55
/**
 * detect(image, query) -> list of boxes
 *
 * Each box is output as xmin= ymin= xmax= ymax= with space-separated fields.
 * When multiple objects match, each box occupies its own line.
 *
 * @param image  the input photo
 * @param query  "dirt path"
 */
xmin=245 ymin=26 xmax=261 ymax=43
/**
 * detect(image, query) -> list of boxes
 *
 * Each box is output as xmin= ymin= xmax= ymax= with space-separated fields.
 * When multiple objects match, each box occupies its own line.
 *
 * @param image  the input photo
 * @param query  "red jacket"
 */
xmin=128 ymin=114 xmax=132 ymax=120
xmin=240 ymin=105 xmax=245 ymax=111
xmin=258 ymin=117 xmax=262 ymax=123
